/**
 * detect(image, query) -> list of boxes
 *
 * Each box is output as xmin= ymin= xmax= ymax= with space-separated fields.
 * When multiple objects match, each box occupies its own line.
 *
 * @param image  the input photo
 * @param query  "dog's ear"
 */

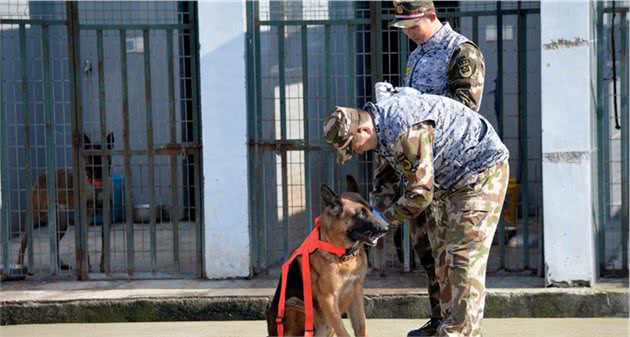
xmin=346 ymin=175 xmax=360 ymax=194
xmin=106 ymin=132 xmax=115 ymax=149
xmin=321 ymin=184 xmax=342 ymax=216
xmin=83 ymin=133 xmax=92 ymax=147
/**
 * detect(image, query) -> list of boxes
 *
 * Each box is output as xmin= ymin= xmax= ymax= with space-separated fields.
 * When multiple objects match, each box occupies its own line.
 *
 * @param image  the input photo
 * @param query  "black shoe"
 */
xmin=407 ymin=318 xmax=442 ymax=337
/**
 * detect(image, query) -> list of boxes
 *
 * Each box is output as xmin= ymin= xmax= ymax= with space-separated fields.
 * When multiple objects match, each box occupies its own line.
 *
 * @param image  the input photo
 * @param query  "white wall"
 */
xmin=541 ymin=1 xmax=596 ymax=286
xmin=628 ymin=13 xmax=630 ymax=272
xmin=199 ymin=1 xmax=251 ymax=278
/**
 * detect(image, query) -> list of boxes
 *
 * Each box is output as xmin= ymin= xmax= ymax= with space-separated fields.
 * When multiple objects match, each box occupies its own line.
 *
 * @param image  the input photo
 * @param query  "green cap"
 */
xmin=323 ymin=107 xmax=361 ymax=164
xmin=389 ymin=0 xmax=435 ymax=29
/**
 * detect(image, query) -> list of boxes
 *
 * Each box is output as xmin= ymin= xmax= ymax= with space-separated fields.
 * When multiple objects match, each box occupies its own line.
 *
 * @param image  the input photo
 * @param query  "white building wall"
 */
xmin=541 ymin=1 xmax=597 ymax=286
xmin=198 ymin=1 xmax=251 ymax=279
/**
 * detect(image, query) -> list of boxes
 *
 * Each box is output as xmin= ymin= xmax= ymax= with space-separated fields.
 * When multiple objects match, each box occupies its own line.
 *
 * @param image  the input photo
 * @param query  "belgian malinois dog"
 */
xmin=17 ymin=132 xmax=114 ymax=272
xmin=266 ymin=175 xmax=389 ymax=337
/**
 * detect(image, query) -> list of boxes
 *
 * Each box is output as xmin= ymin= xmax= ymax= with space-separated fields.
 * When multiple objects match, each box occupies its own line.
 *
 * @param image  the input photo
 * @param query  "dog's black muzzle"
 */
xmin=349 ymin=216 xmax=389 ymax=247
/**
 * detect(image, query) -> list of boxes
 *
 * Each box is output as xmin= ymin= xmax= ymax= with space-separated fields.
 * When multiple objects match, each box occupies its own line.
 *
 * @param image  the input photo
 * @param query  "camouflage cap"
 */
xmin=323 ymin=107 xmax=361 ymax=164
xmin=389 ymin=0 xmax=435 ymax=29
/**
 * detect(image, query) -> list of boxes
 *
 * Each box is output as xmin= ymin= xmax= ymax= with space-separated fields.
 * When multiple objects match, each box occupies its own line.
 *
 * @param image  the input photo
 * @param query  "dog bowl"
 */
xmin=133 ymin=204 xmax=152 ymax=223
xmin=0 ymin=264 xmax=28 ymax=281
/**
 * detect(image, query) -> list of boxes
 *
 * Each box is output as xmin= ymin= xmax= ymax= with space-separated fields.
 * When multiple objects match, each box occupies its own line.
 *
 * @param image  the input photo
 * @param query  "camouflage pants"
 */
xmin=409 ymin=212 xmax=442 ymax=320
xmin=427 ymin=161 xmax=509 ymax=337
xmin=372 ymin=155 xmax=442 ymax=320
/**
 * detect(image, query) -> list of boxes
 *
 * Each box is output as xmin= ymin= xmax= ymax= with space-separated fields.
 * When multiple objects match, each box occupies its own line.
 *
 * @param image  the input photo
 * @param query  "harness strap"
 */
xmin=276 ymin=216 xmax=349 ymax=337
xmin=87 ymin=176 xmax=104 ymax=187
xmin=302 ymin=250 xmax=313 ymax=337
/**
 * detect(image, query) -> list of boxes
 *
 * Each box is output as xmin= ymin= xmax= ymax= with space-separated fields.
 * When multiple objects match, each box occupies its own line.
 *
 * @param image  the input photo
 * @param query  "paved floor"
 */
xmin=4 ymin=221 xmax=199 ymax=276
xmin=5 ymin=216 xmax=540 ymax=278
xmin=3 ymin=272 xmax=628 ymax=303
xmin=2 ymin=319 xmax=628 ymax=337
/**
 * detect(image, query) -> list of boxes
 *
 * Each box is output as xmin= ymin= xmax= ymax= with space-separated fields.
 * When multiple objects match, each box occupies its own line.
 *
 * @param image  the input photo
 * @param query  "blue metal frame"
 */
xmin=596 ymin=2 xmax=629 ymax=276
xmin=620 ymin=11 xmax=629 ymax=274
xmin=0 ymin=18 xmax=8 ymax=275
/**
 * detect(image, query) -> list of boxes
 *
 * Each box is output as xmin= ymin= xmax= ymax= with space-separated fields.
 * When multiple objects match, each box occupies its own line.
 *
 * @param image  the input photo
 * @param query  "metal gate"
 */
xmin=1 ymin=1 xmax=203 ymax=280
xmin=596 ymin=1 xmax=629 ymax=277
xmin=247 ymin=1 xmax=543 ymax=275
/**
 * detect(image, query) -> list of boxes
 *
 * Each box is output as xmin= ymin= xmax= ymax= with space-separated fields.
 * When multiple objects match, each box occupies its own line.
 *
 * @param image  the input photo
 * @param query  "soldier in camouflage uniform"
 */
xmin=382 ymin=1 xmax=487 ymax=335
xmin=323 ymin=87 xmax=509 ymax=337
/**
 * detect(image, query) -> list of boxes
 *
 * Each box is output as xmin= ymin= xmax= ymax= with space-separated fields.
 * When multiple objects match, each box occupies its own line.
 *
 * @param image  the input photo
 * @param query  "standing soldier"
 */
xmin=395 ymin=0 xmax=485 ymax=110
xmin=323 ymin=87 xmax=509 ymax=337
xmin=372 ymin=1 xmax=487 ymax=335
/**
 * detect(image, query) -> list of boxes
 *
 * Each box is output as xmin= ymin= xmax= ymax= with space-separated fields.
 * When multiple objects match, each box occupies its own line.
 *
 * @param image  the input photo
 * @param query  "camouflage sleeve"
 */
xmin=447 ymin=42 xmax=485 ymax=112
xmin=369 ymin=155 xmax=401 ymax=211
xmin=382 ymin=122 xmax=435 ymax=225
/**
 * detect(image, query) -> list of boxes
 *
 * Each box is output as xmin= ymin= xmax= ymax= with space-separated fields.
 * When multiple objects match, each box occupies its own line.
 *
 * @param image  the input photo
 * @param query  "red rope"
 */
xmin=276 ymin=216 xmax=347 ymax=337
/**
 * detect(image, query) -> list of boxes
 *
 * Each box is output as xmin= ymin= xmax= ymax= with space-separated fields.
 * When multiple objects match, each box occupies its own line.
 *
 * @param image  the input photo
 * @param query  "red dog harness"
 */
xmin=276 ymin=216 xmax=349 ymax=337
xmin=87 ymin=177 xmax=104 ymax=187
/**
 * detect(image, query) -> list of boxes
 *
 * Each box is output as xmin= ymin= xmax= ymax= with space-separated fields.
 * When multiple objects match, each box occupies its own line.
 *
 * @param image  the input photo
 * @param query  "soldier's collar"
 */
xmin=364 ymin=102 xmax=382 ymax=138
xmin=420 ymin=22 xmax=453 ymax=52
xmin=364 ymin=103 xmax=391 ymax=158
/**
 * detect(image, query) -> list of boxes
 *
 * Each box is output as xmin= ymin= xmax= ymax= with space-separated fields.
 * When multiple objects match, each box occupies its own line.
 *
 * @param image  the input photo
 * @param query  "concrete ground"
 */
xmin=2 ymin=226 xmax=628 ymax=324
xmin=1 ymin=271 xmax=626 ymax=301
xmin=2 ymin=319 xmax=628 ymax=337
xmin=4 ymin=221 xmax=199 ymax=276
xmin=1 ymin=275 xmax=627 ymax=325
xmin=0 ymin=272 xmax=551 ymax=300
xmin=4 ymin=216 xmax=539 ymax=277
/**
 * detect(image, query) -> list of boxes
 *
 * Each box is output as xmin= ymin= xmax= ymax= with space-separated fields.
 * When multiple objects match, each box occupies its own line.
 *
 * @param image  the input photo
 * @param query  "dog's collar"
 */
xmin=320 ymin=232 xmax=361 ymax=262
xmin=341 ymin=241 xmax=361 ymax=261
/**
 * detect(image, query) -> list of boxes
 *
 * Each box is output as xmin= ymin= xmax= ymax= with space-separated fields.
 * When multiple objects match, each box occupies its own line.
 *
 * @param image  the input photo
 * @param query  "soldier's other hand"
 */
xmin=375 ymin=82 xmax=394 ymax=102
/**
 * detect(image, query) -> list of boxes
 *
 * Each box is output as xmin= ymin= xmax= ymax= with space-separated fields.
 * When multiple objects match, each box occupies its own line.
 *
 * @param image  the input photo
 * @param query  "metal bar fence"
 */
xmin=620 ymin=11 xmax=629 ymax=274
xmin=247 ymin=1 xmax=543 ymax=276
xmin=0 ymin=1 xmax=203 ymax=280
xmin=19 ymin=23 xmax=35 ymax=274
xmin=596 ymin=2 xmax=630 ymax=277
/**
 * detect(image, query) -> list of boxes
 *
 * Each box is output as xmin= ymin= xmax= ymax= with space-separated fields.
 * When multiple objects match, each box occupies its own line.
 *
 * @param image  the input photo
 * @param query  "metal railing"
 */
xmin=0 ymin=1 xmax=203 ymax=280
xmin=596 ymin=1 xmax=629 ymax=277
xmin=246 ymin=1 xmax=543 ymax=276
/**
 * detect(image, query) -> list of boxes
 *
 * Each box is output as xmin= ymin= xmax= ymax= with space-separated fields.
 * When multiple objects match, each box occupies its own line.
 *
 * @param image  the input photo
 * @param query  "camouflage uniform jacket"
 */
xmin=404 ymin=23 xmax=485 ymax=112
xmin=366 ymin=88 xmax=509 ymax=224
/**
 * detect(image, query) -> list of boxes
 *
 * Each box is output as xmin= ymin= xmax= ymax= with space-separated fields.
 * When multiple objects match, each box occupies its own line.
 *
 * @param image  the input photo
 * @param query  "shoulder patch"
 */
xmin=397 ymin=153 xmax=413 ymax=171
xmin=405 ymin=66 xmax=413 ymax=77
xmin=456 ymin=57 xmax=475 ymax=79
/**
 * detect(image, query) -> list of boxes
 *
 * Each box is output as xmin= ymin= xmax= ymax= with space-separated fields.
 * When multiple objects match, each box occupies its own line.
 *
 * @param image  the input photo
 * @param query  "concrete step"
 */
xmin=1 ymin=276 xmax=627 ymax=325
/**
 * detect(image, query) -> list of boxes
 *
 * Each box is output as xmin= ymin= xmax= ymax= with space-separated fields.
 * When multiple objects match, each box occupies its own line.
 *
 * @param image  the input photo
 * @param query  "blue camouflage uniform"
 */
xmin=404 ymin=23 xmax=485 ymax=112
xmin=366 ymin=88 xmax=508 ymax=223
xmin=366 ymin=88 xmax=510 ymax=337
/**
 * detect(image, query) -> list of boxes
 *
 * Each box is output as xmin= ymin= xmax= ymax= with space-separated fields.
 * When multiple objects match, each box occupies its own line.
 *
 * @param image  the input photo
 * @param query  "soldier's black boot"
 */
xmin=406 ymin=317 xmax=442 ymax=337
